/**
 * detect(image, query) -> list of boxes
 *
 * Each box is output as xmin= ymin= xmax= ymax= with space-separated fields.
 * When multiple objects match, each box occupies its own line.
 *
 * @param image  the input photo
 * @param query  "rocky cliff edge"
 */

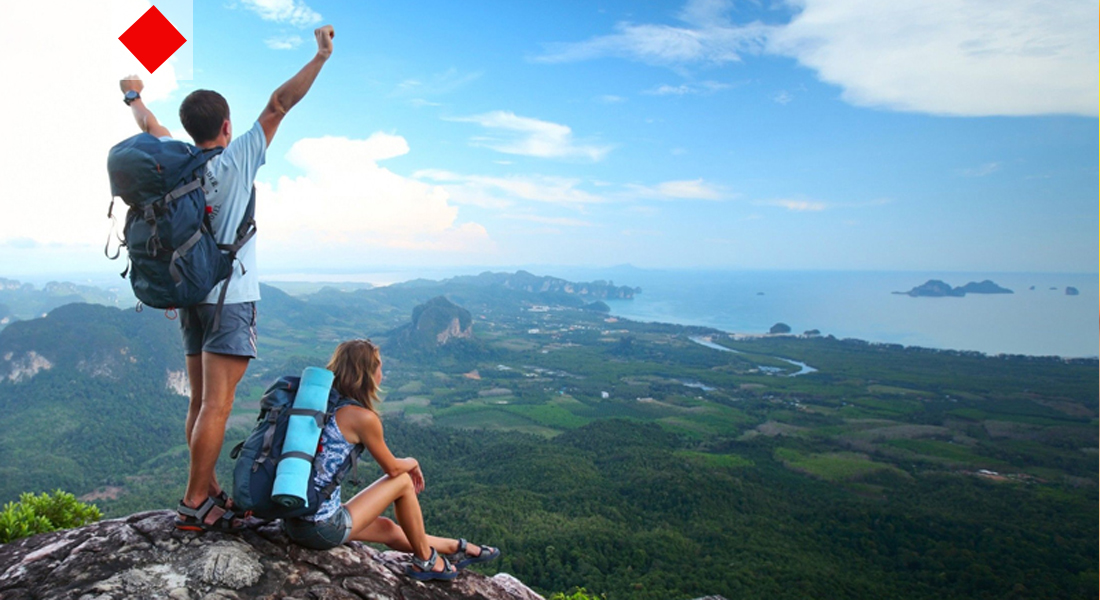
xmin=0 ymin=510 xmax=544 ymax=600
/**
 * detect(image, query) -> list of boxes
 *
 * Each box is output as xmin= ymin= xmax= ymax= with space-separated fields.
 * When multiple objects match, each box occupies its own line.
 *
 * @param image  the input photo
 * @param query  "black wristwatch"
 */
xmin=123 ymin=90 xmax=141 ymax=106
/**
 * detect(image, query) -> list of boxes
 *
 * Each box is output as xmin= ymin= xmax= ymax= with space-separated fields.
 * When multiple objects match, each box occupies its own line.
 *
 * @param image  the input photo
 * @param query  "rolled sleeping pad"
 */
xmin=271 ymin=366 xmax=334 ymax=509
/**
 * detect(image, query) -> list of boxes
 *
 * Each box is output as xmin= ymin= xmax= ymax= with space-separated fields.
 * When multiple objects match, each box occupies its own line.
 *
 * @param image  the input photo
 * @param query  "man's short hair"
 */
xmin=179 ymin=90 xmax=230 ymax=144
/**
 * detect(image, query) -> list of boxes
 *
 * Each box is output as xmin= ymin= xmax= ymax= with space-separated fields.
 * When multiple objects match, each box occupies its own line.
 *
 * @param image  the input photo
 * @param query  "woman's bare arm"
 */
xmin=339 ymin=407 xmax=420 ymax=480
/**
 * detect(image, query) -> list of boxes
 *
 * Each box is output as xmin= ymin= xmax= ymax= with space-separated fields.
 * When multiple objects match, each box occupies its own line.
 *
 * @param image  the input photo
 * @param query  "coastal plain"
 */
xmin=0 ymin=272 xmax=1096 ymax=600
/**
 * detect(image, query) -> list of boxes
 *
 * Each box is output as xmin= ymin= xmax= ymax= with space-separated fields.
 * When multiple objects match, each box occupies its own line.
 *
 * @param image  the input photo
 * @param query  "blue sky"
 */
xmin=1 ymin=0 xmax=1097 ymax=277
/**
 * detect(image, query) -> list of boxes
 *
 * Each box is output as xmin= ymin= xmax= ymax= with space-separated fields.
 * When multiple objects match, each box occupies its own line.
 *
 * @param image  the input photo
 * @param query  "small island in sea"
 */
xmin=894 ymin=279 xmax=1013 ymax=297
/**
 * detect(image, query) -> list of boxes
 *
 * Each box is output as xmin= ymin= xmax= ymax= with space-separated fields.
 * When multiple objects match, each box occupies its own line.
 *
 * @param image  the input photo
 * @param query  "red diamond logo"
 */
xmin=118 ymin=6 xmax=187 ymax=74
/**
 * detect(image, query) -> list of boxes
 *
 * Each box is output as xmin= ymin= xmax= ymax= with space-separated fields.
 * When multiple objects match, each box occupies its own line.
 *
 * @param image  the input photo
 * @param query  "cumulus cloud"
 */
xmin=625 ymin=179 xmax=728 ymax=200
xmin=539 ymin=0 xmax=1099 ymax=117
xmin=769 ymin=0 xmax=1098 ymax=116
xmin=258 ymin=134 xmax=491 ymax=254
xmin=114 ymin=0 xmax=182 ymax=101
xmin=239 ymin=0 xmax=321 ymax=27
xmin=414 ymin=170 xmax=606 ymax=208
xmin=264 ymin=34 xmax=303 ymax=50
xmin=449 ymin=112 xmax=613 ymax=161
xmin=0 ymin=0 xmax=182 ymax=257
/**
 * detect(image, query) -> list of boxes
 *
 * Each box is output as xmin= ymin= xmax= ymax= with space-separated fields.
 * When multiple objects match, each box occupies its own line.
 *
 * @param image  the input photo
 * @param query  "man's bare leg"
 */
xmin=184 ymin=354 xmax=222 ymax=498
xmin=183 ymin=351 xmax=249 ymax=510
xmin=184 ymin=354 xmax=203 ymax=445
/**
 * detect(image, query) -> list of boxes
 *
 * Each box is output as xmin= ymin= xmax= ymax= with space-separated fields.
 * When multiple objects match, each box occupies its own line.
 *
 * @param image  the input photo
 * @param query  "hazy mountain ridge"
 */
xmin=426 ymin=270 xmax=639 ymax=299
xmin=0 ymin=277 xmax=122 ymax=330
xmin=0 ymin=303 xmax=187 ymax=502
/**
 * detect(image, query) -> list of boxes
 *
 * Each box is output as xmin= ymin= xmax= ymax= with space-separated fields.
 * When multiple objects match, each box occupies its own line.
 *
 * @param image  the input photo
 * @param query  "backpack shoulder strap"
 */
xmin=209 ymin=184 xmax=257 ymax=333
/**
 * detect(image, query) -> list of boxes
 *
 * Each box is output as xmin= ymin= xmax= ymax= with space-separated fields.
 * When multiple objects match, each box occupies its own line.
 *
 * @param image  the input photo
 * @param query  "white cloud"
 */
xmin=539 ymin=0 xmax=1099 ymax=117
xmin=596 ymin=95 xmax=627 ymax=104
xmin=502 ymin=215 xmax=595 ymax=227
xmin=258 ymin=134 xmax=491 ymax=254
xmin=415 ymin=170 xmax=606 ymax=208
xmin=761 ymin=199 xmax=828 ymax=212
xmin=392 ymin=69 xmax=483 ymax=98
xmin=409 ymin=98 xmax=443 ymax=108
xmin=536 ymin=12 xmax=770 ymax=66
xmin=113 ymin=0 xmax=182 ymax=102
xmin=772 ymin=90 xmax=793 ymax=105
xmin=625 ymin=179 xmax=728 ymax=200
xmin=758 ymin=197 xmax=891 ymax=211
xmin=0 ymin=0 xmax=183 ymax=257
xmin=644 ymin=80 xmax=731 ymax=95
xmin=768 ymin=0 xmax=1099 ymax=116
xmin=264 ymin=34 xmax=303 ymax=50
xmin=957 ymin=162 xmax=1001 ymax=177
xmin=450 ymin=112 xmax=613 ymax=161
xmin=239 ymin=0 xmax=321 ymax=27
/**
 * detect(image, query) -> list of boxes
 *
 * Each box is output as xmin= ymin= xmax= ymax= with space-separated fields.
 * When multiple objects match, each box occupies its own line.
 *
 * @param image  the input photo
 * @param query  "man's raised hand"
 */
xmin=260 ymin=24 xmax=335 ymax=146
xmin=315 ymin=25 xmax=334 ymax=60
xmin=120 ymin=75 xmax=144 ymax=95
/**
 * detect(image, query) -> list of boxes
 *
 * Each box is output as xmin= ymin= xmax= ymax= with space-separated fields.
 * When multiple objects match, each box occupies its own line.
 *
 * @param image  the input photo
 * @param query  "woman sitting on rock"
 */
xmin=283 ymin=339 xmax=499 ymax=581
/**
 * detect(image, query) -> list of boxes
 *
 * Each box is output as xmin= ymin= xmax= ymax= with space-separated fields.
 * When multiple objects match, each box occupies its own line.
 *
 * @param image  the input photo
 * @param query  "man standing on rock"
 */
xmin=119 ymin=25 xmax=336 ymax=531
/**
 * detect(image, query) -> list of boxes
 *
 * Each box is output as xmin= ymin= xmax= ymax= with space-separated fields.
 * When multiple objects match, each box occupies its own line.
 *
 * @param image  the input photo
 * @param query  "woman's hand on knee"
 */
xmin=409 ymin=464 xmax=425 ymax=494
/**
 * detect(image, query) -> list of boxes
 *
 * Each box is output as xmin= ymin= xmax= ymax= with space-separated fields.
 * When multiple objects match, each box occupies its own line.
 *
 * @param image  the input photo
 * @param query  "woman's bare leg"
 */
xmin=356 ymin=516 xmax=459 ymax=554
xmin=344 ymin=473 xmax=449 ymax=571
xmin=356 ymin=515 xmax=491 ymax=561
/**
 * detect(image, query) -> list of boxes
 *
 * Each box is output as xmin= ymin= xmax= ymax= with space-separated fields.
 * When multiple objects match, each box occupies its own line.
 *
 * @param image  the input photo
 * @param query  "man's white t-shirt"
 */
xmin=165 ymin=121 xmax=267 ymax=304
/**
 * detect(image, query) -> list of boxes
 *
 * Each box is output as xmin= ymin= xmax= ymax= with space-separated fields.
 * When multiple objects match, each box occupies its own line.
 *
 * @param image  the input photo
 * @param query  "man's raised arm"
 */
xmin=258 ymin=25 xmax=334 ymax=147
xmin=120 ymin=76 xmax=172 ymax=138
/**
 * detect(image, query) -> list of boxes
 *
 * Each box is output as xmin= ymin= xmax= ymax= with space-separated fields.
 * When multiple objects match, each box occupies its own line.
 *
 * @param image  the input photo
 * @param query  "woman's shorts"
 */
xmin=283 ymin=506 xmax=353 ymax=550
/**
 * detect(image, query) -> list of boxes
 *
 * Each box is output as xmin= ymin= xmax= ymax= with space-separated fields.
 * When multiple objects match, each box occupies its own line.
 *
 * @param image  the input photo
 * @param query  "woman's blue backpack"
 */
xmin=229 ymin=375 xmax=363 ymax=521
xmin=106 ymin=133 xmax=255 ymax=325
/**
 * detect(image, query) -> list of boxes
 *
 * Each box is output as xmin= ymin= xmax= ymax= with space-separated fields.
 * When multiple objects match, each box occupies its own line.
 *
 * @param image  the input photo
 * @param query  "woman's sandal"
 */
xmin=174 ymin=496 xmax=246 ymax=532
xmin=406 ymin=548 xmax=458 ymax=581
xmin=452 ymin=538 xmax=501 ymax=570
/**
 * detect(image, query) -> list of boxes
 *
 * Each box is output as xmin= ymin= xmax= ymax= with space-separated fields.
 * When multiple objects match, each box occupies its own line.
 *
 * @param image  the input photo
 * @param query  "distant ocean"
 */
xmin=30 ymin=267 xmax=1097 ymax=358
xmin=595 ymin=271 xmax=1098 ymax=359
xmin=246 ymin=267 xmax=1097 ymax=359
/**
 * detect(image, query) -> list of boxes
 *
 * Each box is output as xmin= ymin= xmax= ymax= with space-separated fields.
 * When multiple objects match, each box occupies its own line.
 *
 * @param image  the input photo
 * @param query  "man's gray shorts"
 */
xmin=180 ymin=302 xmax=257 ymax=358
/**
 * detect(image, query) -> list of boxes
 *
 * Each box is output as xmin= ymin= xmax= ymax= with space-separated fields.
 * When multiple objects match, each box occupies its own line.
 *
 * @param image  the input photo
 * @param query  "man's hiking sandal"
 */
xmin=406 ymin=548 xmax=458 ymax=581
xmin=451 ymin=538 xmax=501 ymax=569
xmin=174 ymin=497 xmax=245 ymax=532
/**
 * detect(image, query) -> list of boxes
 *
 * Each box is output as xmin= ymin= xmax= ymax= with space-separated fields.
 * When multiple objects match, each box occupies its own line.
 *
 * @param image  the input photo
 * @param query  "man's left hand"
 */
xmin=120 ymin=75 xmax=144 ymax=95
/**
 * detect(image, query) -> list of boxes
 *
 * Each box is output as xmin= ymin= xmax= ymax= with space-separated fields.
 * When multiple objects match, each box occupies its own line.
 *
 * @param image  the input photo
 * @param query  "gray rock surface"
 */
xmin=0 ymin=510 xmax=544 ymax=600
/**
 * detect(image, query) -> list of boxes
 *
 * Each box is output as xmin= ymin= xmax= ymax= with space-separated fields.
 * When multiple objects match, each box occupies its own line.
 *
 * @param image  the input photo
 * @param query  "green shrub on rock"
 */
xmin=0 ymin=490 xmax=102 ymax=543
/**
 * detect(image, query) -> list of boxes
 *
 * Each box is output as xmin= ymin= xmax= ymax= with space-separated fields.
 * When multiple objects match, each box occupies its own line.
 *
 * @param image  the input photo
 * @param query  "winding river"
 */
xmin=688 ymin=336 xmax=819 ymax=377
